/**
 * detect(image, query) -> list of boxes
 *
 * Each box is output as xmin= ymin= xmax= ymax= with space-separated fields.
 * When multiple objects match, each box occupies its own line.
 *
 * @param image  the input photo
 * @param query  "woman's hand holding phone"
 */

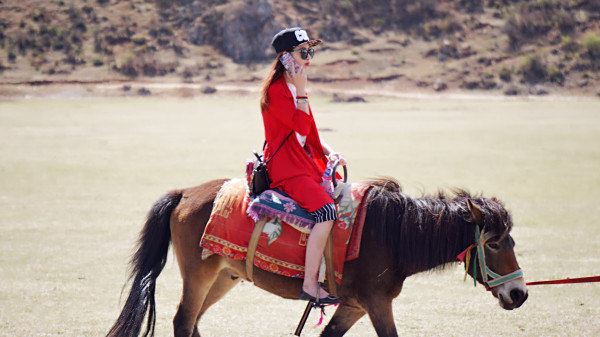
xmin=288 ymin=64 xmax=307 ymax=95
xmin=282 ymin=53 xmax=307 ymax=95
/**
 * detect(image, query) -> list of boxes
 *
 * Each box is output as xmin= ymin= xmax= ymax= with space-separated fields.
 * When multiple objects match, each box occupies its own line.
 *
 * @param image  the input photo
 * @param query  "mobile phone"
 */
xmin=281 ymin=52 xmax=301 ymax=73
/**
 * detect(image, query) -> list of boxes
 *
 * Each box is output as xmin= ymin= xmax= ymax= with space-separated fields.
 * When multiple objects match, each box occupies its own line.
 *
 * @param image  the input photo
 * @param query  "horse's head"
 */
xmin=464 ymin=199 xmax=528 ymax=310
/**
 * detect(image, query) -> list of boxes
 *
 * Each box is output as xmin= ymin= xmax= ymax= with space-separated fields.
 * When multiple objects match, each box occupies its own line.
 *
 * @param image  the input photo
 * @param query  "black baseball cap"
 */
xmin=271 ymin=27 xmax=322 ymax=54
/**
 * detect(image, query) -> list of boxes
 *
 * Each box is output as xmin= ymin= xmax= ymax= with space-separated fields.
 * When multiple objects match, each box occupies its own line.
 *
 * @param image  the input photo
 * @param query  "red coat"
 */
xmin=262 ymin=76 xmax=331 ymax=210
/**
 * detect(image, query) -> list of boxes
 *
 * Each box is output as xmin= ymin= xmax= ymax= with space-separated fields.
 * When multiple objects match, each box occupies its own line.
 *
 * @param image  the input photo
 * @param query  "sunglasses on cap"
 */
xmin=293 ymin=47 xmax=315 ymax=60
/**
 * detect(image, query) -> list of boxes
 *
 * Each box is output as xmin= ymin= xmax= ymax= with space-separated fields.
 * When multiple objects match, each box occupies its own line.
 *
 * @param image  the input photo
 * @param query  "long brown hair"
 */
xmin=260 ymin=52 xmax=285 ymax=112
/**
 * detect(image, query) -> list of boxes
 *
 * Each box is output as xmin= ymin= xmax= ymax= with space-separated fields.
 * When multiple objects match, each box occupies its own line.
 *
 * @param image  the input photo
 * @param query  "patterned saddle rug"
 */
xmin=247 ymin=189 xmax=319 ymax=234
xmin=199 ymin=178 xmax=371 ymax=283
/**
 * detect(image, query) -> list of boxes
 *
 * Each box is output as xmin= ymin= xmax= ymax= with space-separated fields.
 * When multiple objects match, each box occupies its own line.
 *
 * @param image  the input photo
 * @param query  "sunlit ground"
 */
xmin=1 ymin=94 xmax=599 ymax=336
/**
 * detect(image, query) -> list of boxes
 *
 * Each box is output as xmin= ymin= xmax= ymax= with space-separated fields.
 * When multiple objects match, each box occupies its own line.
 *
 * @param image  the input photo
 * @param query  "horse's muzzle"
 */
xmin=493 ymin=279 xmax=528 ymax=310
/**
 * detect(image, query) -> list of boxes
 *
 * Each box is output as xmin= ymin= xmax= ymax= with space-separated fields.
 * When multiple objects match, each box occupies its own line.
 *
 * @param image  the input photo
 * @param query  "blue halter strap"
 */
xmin=470 ymin=226 xmax=524 ymax=289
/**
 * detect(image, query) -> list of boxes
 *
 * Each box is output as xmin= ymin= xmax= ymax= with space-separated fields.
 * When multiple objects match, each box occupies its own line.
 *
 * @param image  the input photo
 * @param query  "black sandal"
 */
xmin=299 ymin=289 xmax=340 ymax=305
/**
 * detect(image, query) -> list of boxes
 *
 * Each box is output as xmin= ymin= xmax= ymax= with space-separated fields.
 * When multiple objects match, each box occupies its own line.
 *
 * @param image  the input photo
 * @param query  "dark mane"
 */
xmin=363 ymin=177 xmax=513 ymax=276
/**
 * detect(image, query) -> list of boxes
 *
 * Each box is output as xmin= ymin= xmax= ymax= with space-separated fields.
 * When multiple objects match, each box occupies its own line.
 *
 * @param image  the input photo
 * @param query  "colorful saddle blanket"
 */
xmin=247 ymin=189 xmax=317 ymax=233
xmin=199 ymin=178 xmax=371 ymax=283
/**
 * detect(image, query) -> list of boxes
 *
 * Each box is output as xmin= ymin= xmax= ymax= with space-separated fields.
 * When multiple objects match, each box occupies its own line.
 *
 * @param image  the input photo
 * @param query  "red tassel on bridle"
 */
xmin=456 ymin=244 xmax=476 ymax=263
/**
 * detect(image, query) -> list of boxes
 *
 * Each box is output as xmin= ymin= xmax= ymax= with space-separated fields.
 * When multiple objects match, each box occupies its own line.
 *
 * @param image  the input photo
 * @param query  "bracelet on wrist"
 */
xmin=296 ymin=95 xmax=308 ymax=99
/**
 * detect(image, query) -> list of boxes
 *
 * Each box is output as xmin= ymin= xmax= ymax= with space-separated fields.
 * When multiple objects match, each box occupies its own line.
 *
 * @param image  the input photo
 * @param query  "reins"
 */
xmin=525 ymin=276 xmax=600 ymax=286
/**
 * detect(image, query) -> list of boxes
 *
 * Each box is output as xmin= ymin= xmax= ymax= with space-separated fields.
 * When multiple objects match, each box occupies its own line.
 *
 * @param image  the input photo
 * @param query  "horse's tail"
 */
xmin=106 ymin=190 xmax=183 ymax=337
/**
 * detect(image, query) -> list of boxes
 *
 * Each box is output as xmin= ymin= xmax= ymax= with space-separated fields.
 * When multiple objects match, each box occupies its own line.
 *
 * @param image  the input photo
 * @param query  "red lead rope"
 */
xmin=526 ymin=275 xmax=600 ymax=286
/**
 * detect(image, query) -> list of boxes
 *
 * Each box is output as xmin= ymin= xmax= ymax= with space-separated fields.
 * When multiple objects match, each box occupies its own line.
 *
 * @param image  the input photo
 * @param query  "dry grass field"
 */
xmin=1 ymin=93 xmax=599 ymax=336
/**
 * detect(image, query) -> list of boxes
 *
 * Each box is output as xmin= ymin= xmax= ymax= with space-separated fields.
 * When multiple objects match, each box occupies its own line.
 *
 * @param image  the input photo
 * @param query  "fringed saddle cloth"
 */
xmin=199 ymin=178 xmax=371 ymax=284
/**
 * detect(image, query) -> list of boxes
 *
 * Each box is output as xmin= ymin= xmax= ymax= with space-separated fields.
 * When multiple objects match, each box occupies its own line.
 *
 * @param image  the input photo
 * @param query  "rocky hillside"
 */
xmin=1 ymin=0 xmax=599 ymax=96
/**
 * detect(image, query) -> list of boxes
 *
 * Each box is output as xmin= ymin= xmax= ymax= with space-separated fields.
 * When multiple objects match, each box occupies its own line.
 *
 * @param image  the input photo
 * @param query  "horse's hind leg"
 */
xmin=173 ymin=255 xmax=223 ymax=337
xmin=197 ymin=269 xmax=241 ymax=320
xmin=320 ymin=300 xmax=366 ymax=337
xmin=186 ymin=268 xmax=241 ymax=337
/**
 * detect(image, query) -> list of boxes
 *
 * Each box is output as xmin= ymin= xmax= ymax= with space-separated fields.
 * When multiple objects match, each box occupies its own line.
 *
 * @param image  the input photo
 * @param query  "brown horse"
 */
xmin=106 ymin=177 xmax=528 ymax=337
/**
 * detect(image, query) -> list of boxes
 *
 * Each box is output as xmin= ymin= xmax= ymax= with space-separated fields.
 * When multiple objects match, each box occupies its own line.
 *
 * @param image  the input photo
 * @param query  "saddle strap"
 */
xmin=246 ymin=217 xmax=268 ymax=282
xmin=324 ymin=232 xmax=337 ymax=297
xmin=246 ymin=217 xmax=337 ymax=296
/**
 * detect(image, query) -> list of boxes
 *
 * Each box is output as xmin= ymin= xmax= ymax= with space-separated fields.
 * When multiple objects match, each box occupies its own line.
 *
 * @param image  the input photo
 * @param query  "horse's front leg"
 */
xmin=365 ymin=297 xmax=397 ymax=337
xmin=320 ymin=299 xmax=366 ymax=337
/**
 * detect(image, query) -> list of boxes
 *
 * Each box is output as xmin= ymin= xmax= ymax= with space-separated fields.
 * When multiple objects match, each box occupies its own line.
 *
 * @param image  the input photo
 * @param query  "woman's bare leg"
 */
xmin=303 ymin=220 xmax=334 ymax=298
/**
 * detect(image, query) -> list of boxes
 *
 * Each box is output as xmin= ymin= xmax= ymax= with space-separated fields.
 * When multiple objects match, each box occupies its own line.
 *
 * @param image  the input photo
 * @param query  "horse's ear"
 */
xmin=467 ymin=199 xmax=483 ymax=223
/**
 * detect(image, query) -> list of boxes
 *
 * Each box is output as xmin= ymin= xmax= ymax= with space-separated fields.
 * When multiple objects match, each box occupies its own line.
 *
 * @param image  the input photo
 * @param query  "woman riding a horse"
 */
xmin=260 ymin=27 xmax=346 ymax=304
xmin=106 ymin=26 xmax=527 ymax=337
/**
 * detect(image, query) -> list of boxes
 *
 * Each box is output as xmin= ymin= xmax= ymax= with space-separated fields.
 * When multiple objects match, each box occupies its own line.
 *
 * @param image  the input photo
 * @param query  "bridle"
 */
xmin=457 ymin=226 xmax=524 ymax=290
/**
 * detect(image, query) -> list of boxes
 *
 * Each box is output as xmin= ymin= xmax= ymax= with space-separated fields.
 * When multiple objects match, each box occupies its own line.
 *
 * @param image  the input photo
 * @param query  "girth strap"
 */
xmin=246 ymin=217 xmax=268 ymax=282
xmin=324 ymin=233 xmax=337 ymax=297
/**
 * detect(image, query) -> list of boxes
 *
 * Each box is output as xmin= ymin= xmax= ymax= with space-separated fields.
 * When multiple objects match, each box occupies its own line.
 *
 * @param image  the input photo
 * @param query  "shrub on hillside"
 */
xmin=401 ymin=0 xmax=439 ymax=28
xmin=67 ymin=6 xmax=87 ymax=33
xmin=516 ymin=55 xmax=565 ymax=86
xmin=320 ymin=0 xmax=439 ymax=31
xmin=499 ymin=66 xmax=512 ymax=82
xmin=6 ymin=40 xmax=17 ymax=62
xmin=63 ymin=49 xmax=85 ymax=65
xmin=131 ymin=34 xmax=147 ymax=45
xmin=0 ymin=20 xmax=7 ymax=47
xmin=582 ymin=32 xmax=600 ymax=65
xmin=149 ymin=25 xmax=173 ymax=44
xmin=458 ymin=0 xmax=483 ymax=13
xmin=503 ymin=0 xmax=575 ymax=50
xmin=103 ymin=24 xmax=134 ymax=45
xmin=560 ymin=35 xmax=579 ymax=52
xmin=547 ymin=67 xmax=565 ymax=85
xmin=421 ymin=17 xmax=463 ymax=38
xmin=113 ymin=51 xmax=178 ymax=77
xmin=32 ymin=8 xmax=48 ymax=23
xmin=519 ymin=55 xmax=548 ymax=83
xmin=578 ymin=0 xmax=600 ymax=12
xmin=114 ymin=52 xmax=140 ymax=77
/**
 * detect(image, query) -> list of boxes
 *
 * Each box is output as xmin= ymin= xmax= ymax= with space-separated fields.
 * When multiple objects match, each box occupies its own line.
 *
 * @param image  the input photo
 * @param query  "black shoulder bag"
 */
xmin=250 ymin=131 xmax=293 ymax=196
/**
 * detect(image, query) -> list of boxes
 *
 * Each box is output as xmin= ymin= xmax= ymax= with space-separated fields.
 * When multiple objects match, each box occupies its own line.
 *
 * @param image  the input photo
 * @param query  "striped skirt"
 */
xmin=310 ymin=203 xmax=337 ymax=223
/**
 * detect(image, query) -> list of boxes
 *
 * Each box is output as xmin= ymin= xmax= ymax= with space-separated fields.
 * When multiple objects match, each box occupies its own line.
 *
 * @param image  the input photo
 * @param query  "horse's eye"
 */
xmin=487 ymin=242 xmax=500 ymax=250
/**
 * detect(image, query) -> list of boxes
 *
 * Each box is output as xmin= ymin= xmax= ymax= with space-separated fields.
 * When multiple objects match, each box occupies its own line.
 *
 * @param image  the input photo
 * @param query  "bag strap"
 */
xmin=264 ymin=131 xmax=293 ymax=164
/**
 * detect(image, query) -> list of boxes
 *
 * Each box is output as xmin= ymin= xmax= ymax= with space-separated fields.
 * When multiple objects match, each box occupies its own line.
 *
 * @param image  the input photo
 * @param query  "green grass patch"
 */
xmin=582 ymin=32 xmax=600 ymax=63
